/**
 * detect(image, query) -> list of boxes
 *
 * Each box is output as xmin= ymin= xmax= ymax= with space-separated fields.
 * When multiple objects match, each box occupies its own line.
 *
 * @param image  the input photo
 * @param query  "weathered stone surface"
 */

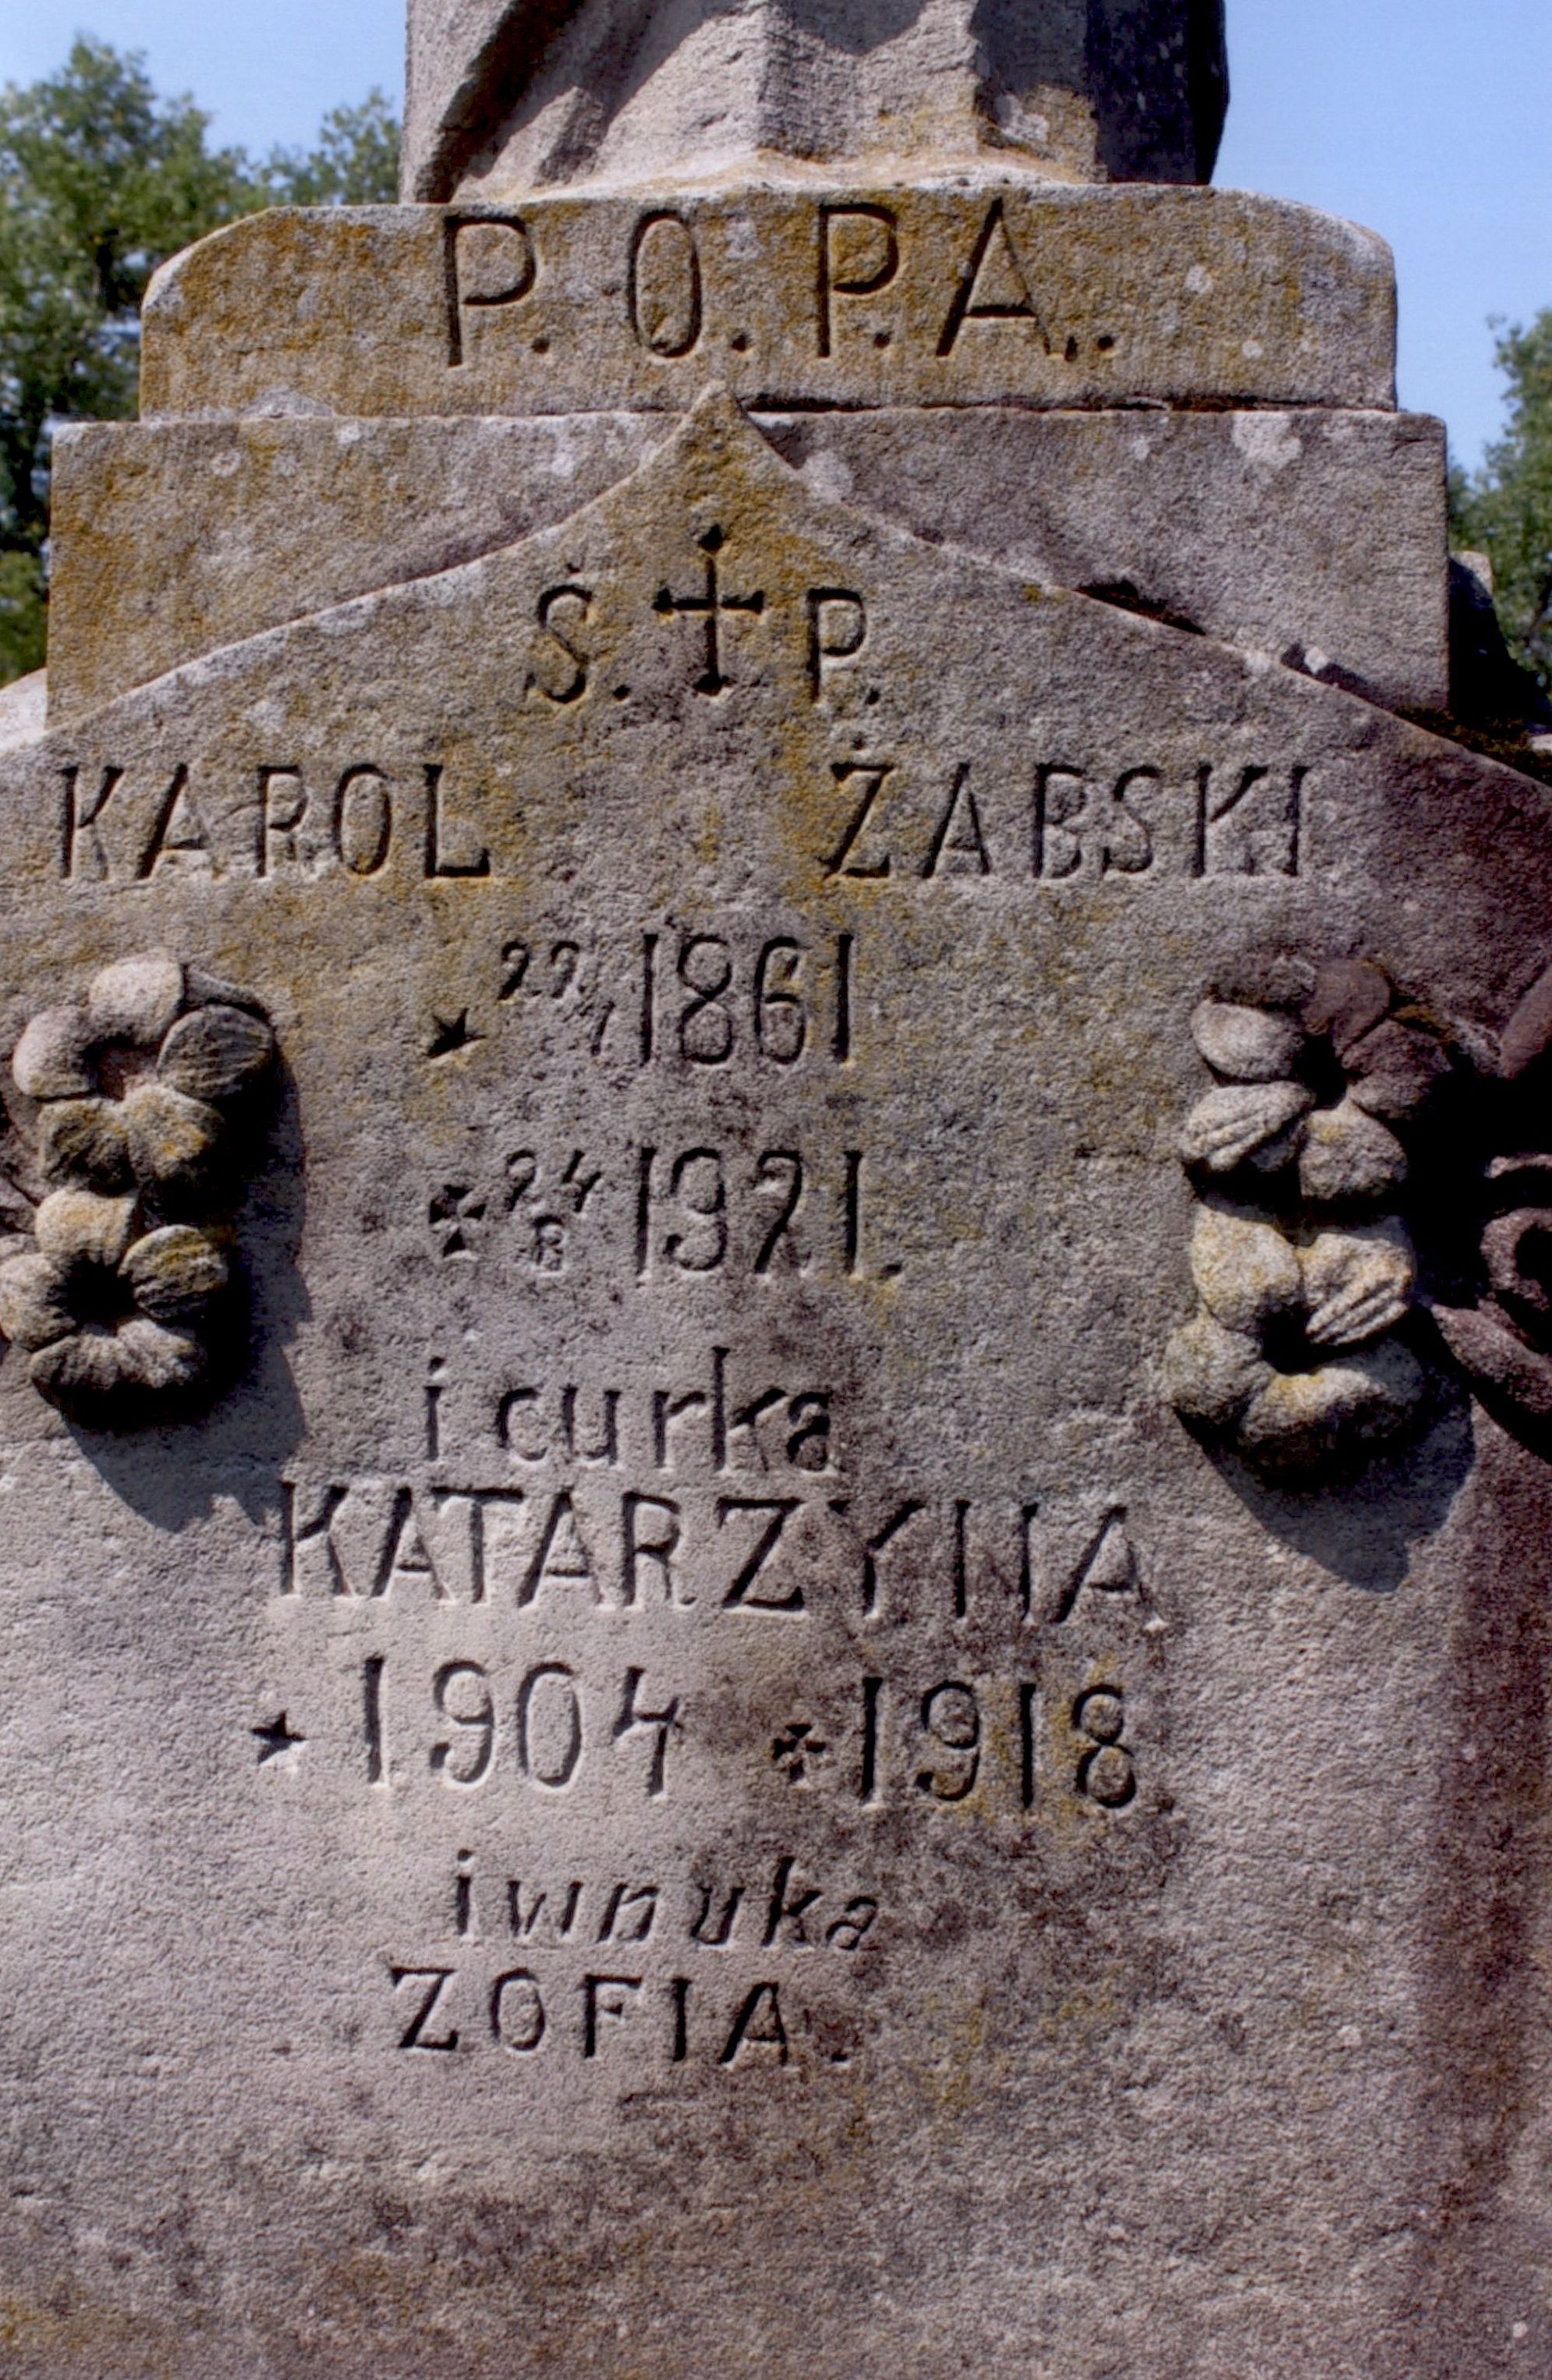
xmin=140 ymin=187 xmax=1397 ymax=423
xmin=0 ymin=668 xmax=45 ymax=753
xmin=50 ymin=404 xmax=1441 ymax=720
xmin=3 ymin=397 xmax=1552 ymax=2374
xmin=765 ymin=403 xmax=1447 ymax=710
xmin=403 ymin=0 xmax=1230 ymax=202
xmin=19 ymin=0 xmax=1552 ymax=2351
xmin=48 ymin=413 xmax=668 ymax=721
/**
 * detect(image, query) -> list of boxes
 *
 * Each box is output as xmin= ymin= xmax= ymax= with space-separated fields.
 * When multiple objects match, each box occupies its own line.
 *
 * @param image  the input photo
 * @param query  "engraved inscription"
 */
xmin=629 ymin=211 xmax=703 ymax=358
xmin=61 ymin=759 xmax=494 ymax=884
xmin=937 ymin=197 xmax=1051 ymax=357
xmin=636 ymin=1147 xmax=884 ymax=1282
xmin=275 ymin=1431 xmax=1158 ymax=2081
xmin=419 ymin=1140 xmax=879 ymax=1284
xmin=495 ymin=926 xmax=855 ymax=1073
xmin=445 ymin=213 xmax=537 ymax=367
xmin=823 ymin=756 xmax=1309 ymax=884
xmin=392 ymin=1964 xmax=807 ymax=2070
xmin=53 ymin=753 xmax=1311 ymax=887
xmin=409 ymin=192 xmax=1148 ymax=389
xmin=817 ymin=204 xmax=899 ymax=357
xmin=356 ymin=1650 xmax=1146 ymax=1825
xmin=280 ymin=1471 xmax=1153 ymax=1636
xmin=385 ymin=1839 xmax=891 ymax=2069
xmin=653 ymin=525 xmax=767 ymax=696
xmin=368 ymin=1655 xmax=682 ymax=1800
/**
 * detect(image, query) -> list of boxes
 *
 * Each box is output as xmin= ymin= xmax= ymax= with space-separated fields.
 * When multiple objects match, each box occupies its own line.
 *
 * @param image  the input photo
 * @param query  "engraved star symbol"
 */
xmin=426 ymin=1010 xmax=484 ymax=1061
xmin=252 ymin=1713 xmax=305 ymax=1766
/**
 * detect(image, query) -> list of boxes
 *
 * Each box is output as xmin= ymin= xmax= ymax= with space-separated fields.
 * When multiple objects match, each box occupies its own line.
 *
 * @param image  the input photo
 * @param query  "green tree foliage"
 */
xmin=1451 ymin=311 xmax=1552 ymax=698
xmin=261 ymin=93 xmax=402 ymax=208
xmin=0 ymin=39 xmax=399 ymax=686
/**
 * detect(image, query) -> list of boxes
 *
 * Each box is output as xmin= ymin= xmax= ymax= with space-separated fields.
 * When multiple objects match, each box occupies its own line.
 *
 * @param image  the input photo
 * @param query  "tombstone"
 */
xmin=3 ymin=4 xmax=1551 ymax=2374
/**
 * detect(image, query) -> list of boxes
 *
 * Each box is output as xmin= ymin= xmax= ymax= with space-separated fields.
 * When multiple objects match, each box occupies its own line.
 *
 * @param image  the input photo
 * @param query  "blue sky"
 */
xmin=2 ymin=1 xmax=1549 ymax=469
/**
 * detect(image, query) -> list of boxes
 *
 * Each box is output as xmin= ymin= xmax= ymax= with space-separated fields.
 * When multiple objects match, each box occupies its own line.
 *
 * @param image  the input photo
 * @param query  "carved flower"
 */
xmin=1415 ymin=956 xmax=1552 ymax=1439
xmin=0 ymin=954 xmax=275 ymax=1426
xmin=1164 ymin=1205 xmax=1426 ymax=1476
xmin=1432 ymin=1152 xmax=1552 ymax=1427
xmin=13 ymin=953 xmax=274 ymax=1198
xmin=1165 ymin=955 xmax=1446 ymax=1480
xmin=0 ymin=1192 xmax=226 ymax=1415
xmin=1180 ymin=962 xmax=1448 ymax=1209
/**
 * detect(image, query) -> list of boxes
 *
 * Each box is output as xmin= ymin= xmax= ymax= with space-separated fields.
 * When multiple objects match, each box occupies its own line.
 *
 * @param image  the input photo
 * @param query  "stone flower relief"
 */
xmin=1430 ymin=957 xmax=1552 ymax=1431
xmin=0 ymin=953 xmax=275 ymax=1423
xmin=1165 ymin=950 xmax=1552 ymax=1477
xmin=1164 ymin=958 xmax=1448 ymax=1479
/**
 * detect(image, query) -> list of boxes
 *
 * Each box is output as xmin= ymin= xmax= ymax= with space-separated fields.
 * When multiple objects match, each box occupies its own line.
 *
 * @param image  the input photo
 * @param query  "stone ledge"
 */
xmin=764 ymin=406 xmax=1447 ymax=716
xmin=49 ymin=404 xmax=1442 ymax=723
xmin=140 ymin=184 xmax=1396 ymax=423
xmin=48 ymin=414 xmax=665 ymax=722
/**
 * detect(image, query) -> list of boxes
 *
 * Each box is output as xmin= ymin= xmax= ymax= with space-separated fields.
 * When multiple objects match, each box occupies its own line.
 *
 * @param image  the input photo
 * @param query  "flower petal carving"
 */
xmin=122 ymin=1227 xmax=229 ymax=1323
xmin=1343 ymin=1019 xmax=1451 ymax=1121
xmin=1190 ymin=1001 xmax=1306 ymax=1083
xmin=1168 ymin=949 xmax=1552 ymax=1468
xmin=158 ymin=1005 xmax=275 ymax=1104
xmin=1179 ymin=1082 xmax=1313 ymax=1176
xmin=1497 ymin=961 xmax=1552 ymax=1082
xmin=1430 ymin=1302 xmax=1552 ymax=1424
xmin=12 ymin=1005 xmax=93 ymax=1100
xmin=1301 ymin=1219 xmax=1416 ymax=1349
xmin=87 ymin=952 xmax=184 ymax=1047
xmin=1168 ymin=959 xmax=1439 ymax=1480
xmin=183 ymin=969 xmax=265 ymax=1015
xmin=115 ymin=1319 xmax=205 ymax=1393
xmin=1297 ymin=1099 xmax=1407 ymax=1206
xmin=1482 ymin=1209 xmax=1552 ymax=1330
xmin=0 ymin=954 xmax=276 ymax=1427
xmin=1161 ymin=1312 xmax=1271 ymax=1433
xmin=1237 ymin=1340 xmax=1427 ymax=1475
xmin=37 ymin=1099 xmax=132 ymax=1192
xmin=28 ymin=1330 xmax=129 ymax=1404
xmin=1304 ymin=958 xmax=1393 ymax=1056
xmin=0 ymin=1254 xmax=73 ymax=1351
xmin=29 ymin=1320 xmax=204 ymax=1409
xmin=121 ymin=1085 xmax=224 ymax=1189
xmin=34 ymin=1190 xmax=137 ymax=1272
xmin=1190 ymin=1208 xmax=1301 ymax=1335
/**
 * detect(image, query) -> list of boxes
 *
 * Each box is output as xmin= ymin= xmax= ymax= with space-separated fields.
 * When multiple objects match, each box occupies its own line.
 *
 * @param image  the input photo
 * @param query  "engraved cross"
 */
xmin=654 ymin=526 xmax=766 ymax=695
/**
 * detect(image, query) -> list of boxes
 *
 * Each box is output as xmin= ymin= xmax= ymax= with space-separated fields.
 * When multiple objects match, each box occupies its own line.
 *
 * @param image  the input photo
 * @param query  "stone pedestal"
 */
xmin=402 ymin=0 xmax=1231 ymax=200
